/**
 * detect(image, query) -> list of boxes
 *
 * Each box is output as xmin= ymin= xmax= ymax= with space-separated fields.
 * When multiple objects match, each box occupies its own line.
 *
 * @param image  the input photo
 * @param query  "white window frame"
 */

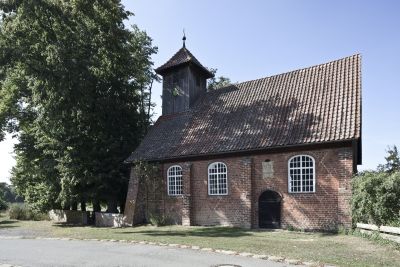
xmin=288 ymin=155 xmax=316 ymax=193
xmin=167 ymin=165 xmax=183 ymax=196
xmin=208 ymin=162 xmax=228 ymax=196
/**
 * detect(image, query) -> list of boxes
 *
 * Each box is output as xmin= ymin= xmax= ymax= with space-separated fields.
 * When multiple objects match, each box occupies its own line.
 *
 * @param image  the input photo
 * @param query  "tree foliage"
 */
xmin=352 ymin=171 xmax=400 ymax=226
xmin=0 ymin=182 xmax=22 ymax=210
xmin=377 ymin=145 xmax=400 ymax=173
xmin=352 ymin=145 xmax=400 ymax=226
xmin=0 ymin=182 xmax=22 ymax=203
xmin=0 ymin=183 xmax=9 ymax=210
xmin=0 ymin=0 xmax=157 ymax=212
xmin=207 ymin=68 xmax=231 ymax=91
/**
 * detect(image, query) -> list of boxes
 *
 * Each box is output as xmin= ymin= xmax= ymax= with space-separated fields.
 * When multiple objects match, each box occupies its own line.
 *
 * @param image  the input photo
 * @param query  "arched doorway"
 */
xmin=259 ymin=190 xmax=281 ymax=228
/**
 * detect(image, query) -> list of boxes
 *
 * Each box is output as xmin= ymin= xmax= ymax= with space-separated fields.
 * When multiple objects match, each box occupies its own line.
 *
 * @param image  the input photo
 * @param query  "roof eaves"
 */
xmin=127 ymin=139 xmax=356 ymax=164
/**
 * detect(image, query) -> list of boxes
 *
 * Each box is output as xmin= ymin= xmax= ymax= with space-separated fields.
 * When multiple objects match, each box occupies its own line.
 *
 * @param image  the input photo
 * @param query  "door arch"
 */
xmin=259 ymin=190 xmax=281 ymax=228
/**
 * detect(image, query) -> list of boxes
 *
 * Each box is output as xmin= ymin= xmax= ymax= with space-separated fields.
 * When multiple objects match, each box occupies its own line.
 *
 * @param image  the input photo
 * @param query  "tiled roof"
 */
xmin=127 ymin=54 xmax=361 ymax=162
xmin=155 ymin=47 xmax=214 ymax=78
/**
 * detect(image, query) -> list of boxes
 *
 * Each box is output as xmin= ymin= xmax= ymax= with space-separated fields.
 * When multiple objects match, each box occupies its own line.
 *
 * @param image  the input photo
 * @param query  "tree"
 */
xmin=0 ymin=183 xmax=9 ymax=210
xmin=0 ymin=182 xmax=23 ymax=203
xmin=352 ymin=145 xmax=400 ymax=226
xmin=0 ymin=182 xmax=23 ymax=210
xmin=0 ymin=0 xmax=157 ymax=212
xmin=377 ymin=145 xmax=400 ymax=173
xmin=207 ymin=68 xmax=231 ymax=90
xmin=352 ymin=171 xmax=400 ymax=226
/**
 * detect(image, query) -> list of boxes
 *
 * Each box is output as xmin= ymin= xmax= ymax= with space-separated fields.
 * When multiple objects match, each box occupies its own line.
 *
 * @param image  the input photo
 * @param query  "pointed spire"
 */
xmin=182 ymin=29 xmax=186 ymax=48
xmin=155 ymin=31 xmax=214 ymax=78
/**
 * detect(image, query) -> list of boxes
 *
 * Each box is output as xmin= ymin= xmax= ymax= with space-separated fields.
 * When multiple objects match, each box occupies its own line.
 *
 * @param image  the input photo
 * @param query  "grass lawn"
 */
xmin=1 ymin=212 xmax=400 ymax=267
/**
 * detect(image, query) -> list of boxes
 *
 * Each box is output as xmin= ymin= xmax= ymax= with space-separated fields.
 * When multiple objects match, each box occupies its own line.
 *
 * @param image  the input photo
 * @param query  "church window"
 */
xmin=208 ymin=162 xmax=228 ymax=195
xmin=167 ymin=165 xmax=183 ymax=196
xmin=288 ymin=155 xmax=315 ymax=193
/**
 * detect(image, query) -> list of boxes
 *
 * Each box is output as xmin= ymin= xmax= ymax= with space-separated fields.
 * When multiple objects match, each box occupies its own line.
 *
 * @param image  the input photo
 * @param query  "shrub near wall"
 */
xmin=352 ymin=171 xmax=400 ymax=226
xmin=9 ymin=203 xmax=49 ymax=221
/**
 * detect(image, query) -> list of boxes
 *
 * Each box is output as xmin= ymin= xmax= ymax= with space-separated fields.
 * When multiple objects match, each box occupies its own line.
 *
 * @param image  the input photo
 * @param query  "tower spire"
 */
xmin=182 ymin=29 xmax=186 ymax=48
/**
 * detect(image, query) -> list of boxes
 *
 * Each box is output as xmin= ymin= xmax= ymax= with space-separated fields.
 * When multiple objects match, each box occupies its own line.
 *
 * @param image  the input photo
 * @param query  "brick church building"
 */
xmin=123 ymin=40 xmax=362 ymax=231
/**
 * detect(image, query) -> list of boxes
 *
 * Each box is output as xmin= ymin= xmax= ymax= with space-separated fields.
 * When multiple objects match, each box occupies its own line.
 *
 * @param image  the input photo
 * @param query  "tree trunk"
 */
xmin=63 ymin=202 xmax=70 ymax=210
xmin=119 ymin=200 xmax=125 ymax=214
xmin=91 ymin=201 xmax=101 ymax=224
xmin=146 ymin=79 xmax=154 ymax=130
xmin=80 ymin=201 xmax=86 ymax=211
xmin=106 ymin=199 xmax=118 ymax=213
xmin=93 ymin=201 xmax=101 ymax=212
xmin=71 ymin=201 xmax=78 ymax=211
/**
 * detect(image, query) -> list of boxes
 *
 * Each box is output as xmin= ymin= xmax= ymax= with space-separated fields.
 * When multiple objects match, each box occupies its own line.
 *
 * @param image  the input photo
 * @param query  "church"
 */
xmin=123 ymin=39 xmax=362 ymax=230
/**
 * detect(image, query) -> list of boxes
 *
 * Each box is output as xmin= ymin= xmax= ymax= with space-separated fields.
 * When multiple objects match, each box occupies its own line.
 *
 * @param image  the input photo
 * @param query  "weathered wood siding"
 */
xmin=161 ymin=65 xmax=207 ymax=115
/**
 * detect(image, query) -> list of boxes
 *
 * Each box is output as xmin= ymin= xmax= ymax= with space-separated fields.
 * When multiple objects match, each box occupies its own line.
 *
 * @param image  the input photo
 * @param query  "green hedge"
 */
xmin=352 ymin=171 xmax=400 ymax=226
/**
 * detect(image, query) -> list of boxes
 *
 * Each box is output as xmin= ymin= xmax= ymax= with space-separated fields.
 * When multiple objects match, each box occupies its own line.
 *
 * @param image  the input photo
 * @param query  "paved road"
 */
xmin=0 ymin=237 xmax=293 ymax=267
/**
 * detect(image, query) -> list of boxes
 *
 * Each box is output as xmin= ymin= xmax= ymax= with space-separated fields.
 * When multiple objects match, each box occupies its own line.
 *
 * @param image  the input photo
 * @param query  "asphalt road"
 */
xmin=0 ymin=237 xmax=293 ymax=267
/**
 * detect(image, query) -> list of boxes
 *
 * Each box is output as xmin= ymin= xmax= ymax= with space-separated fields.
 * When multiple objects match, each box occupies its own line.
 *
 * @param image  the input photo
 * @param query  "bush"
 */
xmin=8 ymin=203 xmax=49 ymax=221
xmin=148 ymin=212 xmax=172 ymax=226
xmin=352 ymin=171 xmax=400 ymax=226
xmin=338 ymin=225 xmax=353 ymax=235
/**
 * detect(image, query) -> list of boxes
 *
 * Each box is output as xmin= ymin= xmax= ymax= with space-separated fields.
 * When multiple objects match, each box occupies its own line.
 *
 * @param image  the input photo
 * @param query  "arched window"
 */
xmin=288 ymin=155 xmax=315 ymax=193
xmin=208 ymin=162 xmax=228 ymax=195
xmin=167 ymin=165 xmax=183 ymax=196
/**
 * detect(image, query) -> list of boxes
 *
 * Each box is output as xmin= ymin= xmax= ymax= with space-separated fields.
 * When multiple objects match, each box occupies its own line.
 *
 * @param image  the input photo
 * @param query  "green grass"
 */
xmin=1 ymin=212 xmax=400 ymax=267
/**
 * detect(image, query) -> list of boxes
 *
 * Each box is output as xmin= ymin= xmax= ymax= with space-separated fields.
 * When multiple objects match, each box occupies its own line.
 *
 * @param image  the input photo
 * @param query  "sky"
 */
xmin=1 ymin=0 xmax=400 ymax=183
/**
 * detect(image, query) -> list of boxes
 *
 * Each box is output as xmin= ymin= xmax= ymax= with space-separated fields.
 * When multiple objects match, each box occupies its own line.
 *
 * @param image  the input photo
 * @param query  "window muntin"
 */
xmin=288 ymin=155 xmax=315 ymax=193
xmin=208 ymin=162 xmax=228 ymax=195
xmin=167 ymin=165 xmax=183 ymax=196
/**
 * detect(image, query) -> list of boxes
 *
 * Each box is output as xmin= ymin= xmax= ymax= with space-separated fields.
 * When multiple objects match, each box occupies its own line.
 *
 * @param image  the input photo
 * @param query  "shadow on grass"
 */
xmin=119 ymin=225 xmax=339 ymax=239
xmin=283 ymin=229 xmax=339 ymax=237
xmin=119 ymin=227 xmax=253 ymax=238
xmin=52 ymin=222 xmax=96 ymax=228
xmin=0 ymin=219 xmax=19 ymax=229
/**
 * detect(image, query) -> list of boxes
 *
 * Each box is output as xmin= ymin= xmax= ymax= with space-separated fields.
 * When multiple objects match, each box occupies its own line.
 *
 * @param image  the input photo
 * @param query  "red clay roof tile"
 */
xmin=127 ymin=54 xmax=361 ymax=162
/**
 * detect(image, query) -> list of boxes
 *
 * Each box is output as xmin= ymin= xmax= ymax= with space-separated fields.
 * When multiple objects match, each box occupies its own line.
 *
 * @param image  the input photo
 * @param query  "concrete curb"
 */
xmin=3 ymin=235 xmax=330 ymax=267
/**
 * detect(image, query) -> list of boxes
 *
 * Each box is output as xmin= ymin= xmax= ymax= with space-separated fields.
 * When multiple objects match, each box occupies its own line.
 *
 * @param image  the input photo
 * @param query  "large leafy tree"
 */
xmin=0 ymin=0 xmax=157 ymax=212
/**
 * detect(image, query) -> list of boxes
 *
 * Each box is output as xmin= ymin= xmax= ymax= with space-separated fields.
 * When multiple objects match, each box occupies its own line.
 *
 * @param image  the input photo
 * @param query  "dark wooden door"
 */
xmin=259 ymin=190 xmax=281 ymax=228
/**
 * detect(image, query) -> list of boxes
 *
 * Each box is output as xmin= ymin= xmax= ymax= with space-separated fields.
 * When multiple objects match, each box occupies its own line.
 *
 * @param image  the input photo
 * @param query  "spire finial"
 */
xmin=182 ymin=29 xmax=186 ymax=48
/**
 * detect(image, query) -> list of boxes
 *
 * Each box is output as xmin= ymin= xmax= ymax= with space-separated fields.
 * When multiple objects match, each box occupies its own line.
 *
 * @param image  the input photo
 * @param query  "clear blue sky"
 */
xmin=1 ymin=0 xmax=399 ymax=182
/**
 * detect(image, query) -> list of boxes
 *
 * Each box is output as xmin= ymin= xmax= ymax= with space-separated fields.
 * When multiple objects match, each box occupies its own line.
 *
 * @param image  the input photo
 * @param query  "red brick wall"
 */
xmin=162 ymin=158 xmax=252 ymax=227
xmin=252 ymin=147 xmax=353 ymax=230
xmin=159 ymin=146 xmax=353 ymax=230
xmin=191 ymin=157 xmax=252 ymax=228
